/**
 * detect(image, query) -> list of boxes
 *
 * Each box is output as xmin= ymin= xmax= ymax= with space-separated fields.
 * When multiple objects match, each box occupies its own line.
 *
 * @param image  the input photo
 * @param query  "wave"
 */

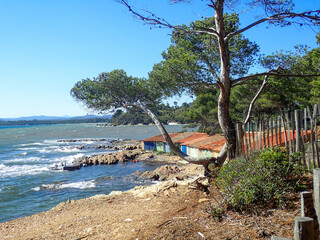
xmin=31 ymin=187 xmax=40 ymax=191
xmin=38 ymin=146 xmax=82 ymax=154
xmin=17 ymin=147 xmax=38 ymax=151
xmin=17 ymin=142 xmax=47 ymax=147
xmin=0 ymin=164 xmax=49 ymax=178
xmin=3 ymin=156 xmax=43 ymax=164
xmin=41 ymin=180 xmax=96 ymax=190
xmin=52 ymin=153 xmax=85 ymax=165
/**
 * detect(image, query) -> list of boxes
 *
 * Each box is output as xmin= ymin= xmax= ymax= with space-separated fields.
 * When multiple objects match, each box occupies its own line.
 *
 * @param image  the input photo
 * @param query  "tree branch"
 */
xmin=225 ymin=10 xmax=320 ymax=42
xmin=243 ymin=73 xmax=270 ymax=125
xmin=119 ymin=0 xmax=221 ymax=37
xmin=232 ymin=72 xmax=320 ymax=86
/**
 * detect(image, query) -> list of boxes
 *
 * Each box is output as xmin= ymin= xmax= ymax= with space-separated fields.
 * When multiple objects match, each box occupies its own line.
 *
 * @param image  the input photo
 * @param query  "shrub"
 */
xmin=216 ymin=147 xmax=305 ymax=211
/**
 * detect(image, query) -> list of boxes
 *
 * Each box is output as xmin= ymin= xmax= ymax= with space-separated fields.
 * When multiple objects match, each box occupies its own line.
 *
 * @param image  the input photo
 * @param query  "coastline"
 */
xmin=0 ymin=140 xmax=298 ymax=239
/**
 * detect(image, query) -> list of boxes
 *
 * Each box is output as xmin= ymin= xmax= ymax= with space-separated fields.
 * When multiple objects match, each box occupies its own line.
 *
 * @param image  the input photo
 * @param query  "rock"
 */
xmin=189 ymin=177 xmax=210 ymax=193
xmin=88 ymin=194 xmax=108 ymax=200
xmin=133 ymin=170 xmax=160 ymax=181
xmin=134 ymin=164 xmax=204 ymax=182
xmin=109 ymin=191 xmax=123 ymax=196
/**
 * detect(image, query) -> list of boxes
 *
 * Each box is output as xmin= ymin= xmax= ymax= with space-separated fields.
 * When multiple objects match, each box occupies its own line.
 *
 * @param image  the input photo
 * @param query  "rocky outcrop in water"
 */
xmin=79 ymin=149 xmax=142 ymax=165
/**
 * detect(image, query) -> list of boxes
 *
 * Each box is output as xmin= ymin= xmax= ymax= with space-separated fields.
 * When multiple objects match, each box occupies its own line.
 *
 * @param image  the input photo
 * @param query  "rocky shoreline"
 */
xmin=70 ymin=139 xmax=188 ymax=167
xmin=0 ymin=138 xmax=300 ymax=239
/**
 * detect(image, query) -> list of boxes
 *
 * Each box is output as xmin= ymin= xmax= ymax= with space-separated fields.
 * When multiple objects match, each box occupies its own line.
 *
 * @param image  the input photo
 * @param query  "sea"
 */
xmin=0 ymin=123 xmax=193 ymax=223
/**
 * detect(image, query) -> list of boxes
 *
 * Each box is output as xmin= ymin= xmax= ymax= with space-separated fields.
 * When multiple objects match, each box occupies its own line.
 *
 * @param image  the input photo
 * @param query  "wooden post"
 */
xmin=263 ymin=119 xmax=266 ymax=150
xmin=304 ymin=108 xmax=308 ymax=143
xmin=313 ymin=169 xmax=320 ymax=224
xmin=248 ymin=122 xmax=252 ymax=154
xmin=271 ymin=117 xmax=274 ymax=147
xmin=279 ymin=116 xmax=283 ymax=147
xmin=300 ymin=191 xmax=319 ymax=240
xmin=282 ymin=114 xmax=288 ymax=151
xmin=308 ymin=107 xmax=316 ymax=168
xmin=292 ymin=111 xmax=296 ymax=153
xmin=259 ymin=120 xmax=263 ymax=150
xmin=300 ymin=109 xmax=307 ymax=167
xmin=275 ymin=117 xmax=279 ymax=146
xmin=294 ymin=217 xmax=314 ymax=240
xmin=313 ymin=105 xmax=319 ymax=167
xmin=244 ymin=123 xmax=249 ymax=157
xmin=295 ymin=109 xmax=302 ymax=153
xmin=301 ymin=192 xmax=313 ymax=217
xmin=266 ymin=118 xmax=270 ymax=148
xmin=286 ymin=112 xmax=293 ymax=155
xmin=255 ymin=119 xmax=259 ymax=151
xmin=252 ymin=122 xmax=256 ymax=151
xmin=236 ymin=123 xmax=244 ymax=156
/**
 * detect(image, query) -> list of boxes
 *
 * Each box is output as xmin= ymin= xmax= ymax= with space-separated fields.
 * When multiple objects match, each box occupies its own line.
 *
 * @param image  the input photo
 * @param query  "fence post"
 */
xmin=300 ymin=191 xmax=319 ymax=240
xmin=292 ymin=111 xmax=296 ymax=153
xmin=294 ymin=217 xmax=314 ymax=240
xmin=286 ymin=112 xmax=293 ymax=156
xmin=236 ymin=123 xmax=244 ymax=156
xmin=275 ymin=117 xmax=279 ymax=146
xmin=295 ymin=109 xmax=302 ymax=153
xmin=259 ymin=120 xmax=262 ymax=150
xmin=251 ymin=122 xmax=256 ymax=151
xmin=313 ymin=104 xmax=319 ymax=167
xmin=314 ymin=169 xmax=320 ymax=223
xmin=271 ymin=117 xmax=274 ymax=147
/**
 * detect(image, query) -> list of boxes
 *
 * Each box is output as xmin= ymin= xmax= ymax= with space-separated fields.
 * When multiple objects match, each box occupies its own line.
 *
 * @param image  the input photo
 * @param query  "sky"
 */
xmin=0 ymin=0 xmax=319 ymax=118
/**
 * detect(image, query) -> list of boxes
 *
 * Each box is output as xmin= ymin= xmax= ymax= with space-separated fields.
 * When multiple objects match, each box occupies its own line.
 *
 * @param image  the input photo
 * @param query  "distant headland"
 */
xmin=0 ymin=115 xmax=112 ymax=126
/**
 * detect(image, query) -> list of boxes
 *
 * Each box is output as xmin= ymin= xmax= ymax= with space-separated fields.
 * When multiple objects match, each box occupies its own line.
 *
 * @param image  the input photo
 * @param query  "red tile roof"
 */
xmin=142 ymin=132 xmax=227 ymax=153
xmin=176 ymin=133 xmax=209 ymax=144
xmin=142 ymin=133 xmax=181 ymax=142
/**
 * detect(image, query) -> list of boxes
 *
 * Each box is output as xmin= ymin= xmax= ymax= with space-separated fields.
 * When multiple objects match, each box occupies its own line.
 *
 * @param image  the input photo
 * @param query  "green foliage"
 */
xmin=149 ymin=13 xmax=259 ymax=96
xmin=216 ymin=147 xmax=305 ymax=211
xmin=71 ymin=69 xmax=162 ymax=113
xmin=110 ymin=102 xmax=192 ymax=126
xmin=185 ymin=89 xmax=220 ymax=134
xmin=259 ymin=37 xmax=320 ymax=110
xmin=111 ymin=108 xmax=153 ymax=125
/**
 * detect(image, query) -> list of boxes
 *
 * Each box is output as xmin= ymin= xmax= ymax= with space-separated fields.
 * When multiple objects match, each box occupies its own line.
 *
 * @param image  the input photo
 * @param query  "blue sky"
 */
xmin=0 ymin=0 xmax=319 ymax=118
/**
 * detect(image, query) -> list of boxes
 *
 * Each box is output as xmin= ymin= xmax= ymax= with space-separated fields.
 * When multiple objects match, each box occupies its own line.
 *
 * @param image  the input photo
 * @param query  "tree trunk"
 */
xmin=215 ymin=0 xmax=237 ymax=161
xmin=134 ymin=101 xmax=188 ymax=159
xmin=217 ymin=90 xmax=237 ymax=160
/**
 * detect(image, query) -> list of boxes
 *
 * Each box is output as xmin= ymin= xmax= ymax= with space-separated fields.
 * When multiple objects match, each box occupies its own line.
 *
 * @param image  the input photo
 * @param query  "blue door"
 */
xmin=164 ymin=143 xmax=170 ymax=153
xmin=144 ymin=142 xmax=155 ymax=151
xmin=181 ymin=145 xmax=187 ymax=154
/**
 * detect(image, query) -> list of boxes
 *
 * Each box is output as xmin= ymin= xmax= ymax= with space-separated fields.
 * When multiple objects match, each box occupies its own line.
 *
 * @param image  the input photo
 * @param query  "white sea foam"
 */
xmin=0 ymin=164 xmax=49 ymax=178
xmin=43 ymin=140 xmax=61 ymax=144
xmin=51 ymin=153 xmax=85 ymax=165
xmin=3 ymin=157 xmax=43 ymax=164
xmin=31 ymin=187 xmax=40 ymax=191
xmin=41 ymin=180 xmax=96 ymax=190
xmin=38 ymin=146 xmax=81 ymax=153
xmin=18 ymin=142 xmax=46 ymax=147
xmin=17 ymin=147 xmax=38 ymax=151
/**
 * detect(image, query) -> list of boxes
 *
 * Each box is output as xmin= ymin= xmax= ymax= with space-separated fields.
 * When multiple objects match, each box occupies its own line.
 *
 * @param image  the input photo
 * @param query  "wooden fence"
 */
xmin=272 ymin=168 xmax=320 ymax=240
xmin=236 ymin=103 xmax=320 ymax=170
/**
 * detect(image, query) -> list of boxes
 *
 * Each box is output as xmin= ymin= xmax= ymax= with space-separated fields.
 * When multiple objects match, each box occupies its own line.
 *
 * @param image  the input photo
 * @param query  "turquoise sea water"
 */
xmin=0 ymin=124 xmax=191 ymax=223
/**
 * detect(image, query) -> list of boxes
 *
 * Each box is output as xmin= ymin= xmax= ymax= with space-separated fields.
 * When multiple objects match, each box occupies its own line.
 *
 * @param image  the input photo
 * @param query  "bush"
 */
xmin=216 ymin=147 xmax=305 ymax=211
